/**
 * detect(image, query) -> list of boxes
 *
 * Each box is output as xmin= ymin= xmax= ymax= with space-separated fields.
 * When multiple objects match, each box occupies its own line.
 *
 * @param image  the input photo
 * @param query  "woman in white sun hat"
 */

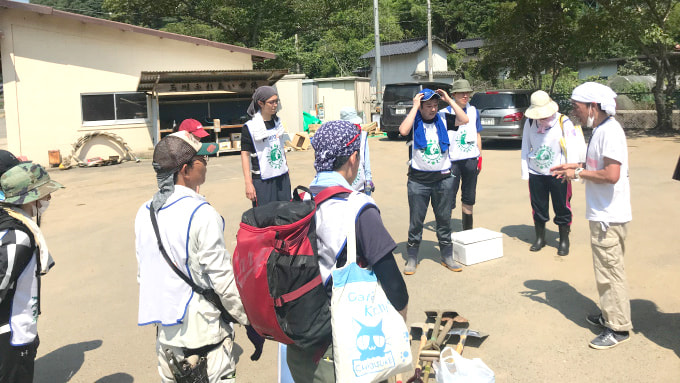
xmin=521 ymin=90 xmax=584 ymax=256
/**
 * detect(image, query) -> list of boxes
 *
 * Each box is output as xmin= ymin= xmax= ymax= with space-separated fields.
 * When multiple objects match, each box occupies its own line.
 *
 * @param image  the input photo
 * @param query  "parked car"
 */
xmin=469 ymin=89 xmax=533 ymax=141
xmin=381 ymin=82 xmax=452 ymax=139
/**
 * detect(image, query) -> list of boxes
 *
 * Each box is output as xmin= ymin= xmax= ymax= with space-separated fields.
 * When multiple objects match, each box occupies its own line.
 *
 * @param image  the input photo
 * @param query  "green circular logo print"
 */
xmin=267 ymin=144 xmax=283 ymax=169
xmin=421 ymin=139 xmax=443 ymax=165
xmin=456 ymin=131 xmax=474 ymax=153
xmin=534 ymin=145 xmax=555 ymax=170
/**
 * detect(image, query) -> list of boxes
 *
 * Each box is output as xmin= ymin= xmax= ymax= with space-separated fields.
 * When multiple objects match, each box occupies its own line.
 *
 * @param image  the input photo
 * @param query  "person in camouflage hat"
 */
xmin=0 ymin=163 xmax=64 ymax=207
xmin=0 ymin=161 xmax=63 ymax=382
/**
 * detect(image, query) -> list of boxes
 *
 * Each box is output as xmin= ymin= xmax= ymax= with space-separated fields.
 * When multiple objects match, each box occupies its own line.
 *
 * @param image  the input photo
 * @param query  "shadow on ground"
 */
xmin=395 ymin=240 xmax=441 ymax=267
xmin=501 ymin=224 xmax=559 ymax=247
xmin=521 ymin=280 xmax=680 ymax=357
xmin=35 ymin=339 xmax=102 ymax=383
xmin=95 ymin=373 xmax=134 ymax=383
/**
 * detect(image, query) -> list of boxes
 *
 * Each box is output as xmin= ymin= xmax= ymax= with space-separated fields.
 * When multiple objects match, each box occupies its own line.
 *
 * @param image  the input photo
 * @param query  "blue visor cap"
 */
xmin=419 ymin=88 xmax=440 ymax=101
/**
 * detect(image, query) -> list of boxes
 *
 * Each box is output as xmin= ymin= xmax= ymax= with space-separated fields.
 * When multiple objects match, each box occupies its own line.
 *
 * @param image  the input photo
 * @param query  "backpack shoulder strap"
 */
xmin=313 ymin=186 xmax=353 ymax=206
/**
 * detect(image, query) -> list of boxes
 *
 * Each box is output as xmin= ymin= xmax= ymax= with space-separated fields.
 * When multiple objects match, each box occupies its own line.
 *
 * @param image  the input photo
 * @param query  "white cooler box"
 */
xmin=451 ymin=228 xmax=503 ymax=265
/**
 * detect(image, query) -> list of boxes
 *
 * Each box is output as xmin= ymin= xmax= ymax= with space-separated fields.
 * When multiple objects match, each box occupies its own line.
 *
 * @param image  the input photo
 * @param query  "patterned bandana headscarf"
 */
xmin=312 ymin=120 xmax=362 ymax=172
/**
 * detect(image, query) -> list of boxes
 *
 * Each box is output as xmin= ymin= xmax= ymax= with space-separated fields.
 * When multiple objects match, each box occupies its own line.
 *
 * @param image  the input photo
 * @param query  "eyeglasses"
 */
xmin=265 ymin=99 xmax=280 ymax=105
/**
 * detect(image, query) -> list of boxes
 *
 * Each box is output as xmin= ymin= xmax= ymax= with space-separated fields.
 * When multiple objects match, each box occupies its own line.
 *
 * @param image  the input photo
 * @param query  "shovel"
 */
xmin=447 ymin=328 xmax=489 ymax=355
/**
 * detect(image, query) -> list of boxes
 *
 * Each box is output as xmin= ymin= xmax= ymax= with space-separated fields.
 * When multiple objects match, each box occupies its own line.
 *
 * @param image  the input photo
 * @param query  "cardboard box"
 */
xmin=451 ymin=228 xmax=503 ymax=265
xmin=291 ymin=132 xmax=310 ymax=150
xmin=232 ymin=139 xmax=241 ymax=150
xmin=219 ymin=140 xmax=232 ymax=150
xmin=230 ymin=133 xmax=242 ymax=141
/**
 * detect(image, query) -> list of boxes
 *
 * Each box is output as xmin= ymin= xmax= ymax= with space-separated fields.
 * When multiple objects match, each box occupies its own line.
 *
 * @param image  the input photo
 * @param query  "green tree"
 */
xmin=590 ymin=1 xmax=680 ymax=131
xmin=479 ymin=0 xmax=587 ymax=93
xmin=32 ymin=0 xmax=108 ymax=18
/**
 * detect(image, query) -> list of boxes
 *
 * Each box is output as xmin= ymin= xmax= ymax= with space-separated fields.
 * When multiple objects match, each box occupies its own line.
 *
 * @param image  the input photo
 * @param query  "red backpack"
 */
xmin=232 ymin=185 xmax=351 ymax=349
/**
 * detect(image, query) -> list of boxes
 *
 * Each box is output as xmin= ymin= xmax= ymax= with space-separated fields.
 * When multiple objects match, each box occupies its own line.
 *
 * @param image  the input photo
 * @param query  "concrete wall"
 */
xmin=578 ymin=62 xmax=618 ymax=80
xmin=0 ymin=8 xmax=253 ymax=164
xmin=275 ymin=74 xmax=305 ymax=134
xmin=367 ymin=44 xmax=450 ymax=98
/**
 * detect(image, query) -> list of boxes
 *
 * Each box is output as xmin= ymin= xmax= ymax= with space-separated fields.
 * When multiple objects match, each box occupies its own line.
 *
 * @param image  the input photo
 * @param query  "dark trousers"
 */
xmin=407 ymin=177 xmax=454 ymax=246
xmin=529 ymin=173 xmax=572 ymax=226
xmin=451 ymin=158 xmax=479 ymax=208
xmin=252 ymin=172 xmax=292 ymax=207
xmin=0 ymin=333 xmax=39 ymax=383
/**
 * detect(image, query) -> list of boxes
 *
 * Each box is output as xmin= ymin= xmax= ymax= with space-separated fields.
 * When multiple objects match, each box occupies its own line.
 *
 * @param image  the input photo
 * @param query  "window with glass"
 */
xmin=81 ymin=92 xmax=148 ymax=123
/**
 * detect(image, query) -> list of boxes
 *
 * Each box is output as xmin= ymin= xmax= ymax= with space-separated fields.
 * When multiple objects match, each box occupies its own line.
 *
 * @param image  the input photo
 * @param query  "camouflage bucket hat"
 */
xmin=0 ymin=163 xmax=64 ymax=205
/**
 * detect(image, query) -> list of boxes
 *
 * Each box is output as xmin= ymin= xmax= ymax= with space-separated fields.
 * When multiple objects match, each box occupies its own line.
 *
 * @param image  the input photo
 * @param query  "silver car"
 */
xmin=470 ymin=89 xmax=533 ymax=141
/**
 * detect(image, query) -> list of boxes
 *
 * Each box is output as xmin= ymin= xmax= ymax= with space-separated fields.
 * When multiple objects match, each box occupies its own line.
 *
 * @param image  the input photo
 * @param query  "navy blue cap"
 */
xmin=418 ymin=88 xmax=440 ymax=101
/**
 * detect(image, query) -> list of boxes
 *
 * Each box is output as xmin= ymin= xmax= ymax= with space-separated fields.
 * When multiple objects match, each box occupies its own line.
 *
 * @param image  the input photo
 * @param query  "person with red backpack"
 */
xmin=284 ymin=120 xmax=409 ymax=382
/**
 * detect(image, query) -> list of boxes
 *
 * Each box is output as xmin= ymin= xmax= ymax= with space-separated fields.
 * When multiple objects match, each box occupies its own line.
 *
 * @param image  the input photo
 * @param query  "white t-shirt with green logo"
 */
xmin=520 ymin=117 xmax=570 ymax=178
xmin=411 ymin=119 xmax=452 ymax=172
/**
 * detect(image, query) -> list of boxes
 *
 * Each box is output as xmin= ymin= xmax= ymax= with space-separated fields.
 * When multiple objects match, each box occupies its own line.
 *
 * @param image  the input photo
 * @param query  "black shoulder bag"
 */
xmin=149 ymin=208 xmax=237 ymax=324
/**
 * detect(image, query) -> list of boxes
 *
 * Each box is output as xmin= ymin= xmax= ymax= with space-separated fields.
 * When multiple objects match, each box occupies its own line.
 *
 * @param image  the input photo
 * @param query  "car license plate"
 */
xmin=395 ymin=108 xmax=406 ymax=115
xmin=481 ymin=118 xmax=495 ymax=125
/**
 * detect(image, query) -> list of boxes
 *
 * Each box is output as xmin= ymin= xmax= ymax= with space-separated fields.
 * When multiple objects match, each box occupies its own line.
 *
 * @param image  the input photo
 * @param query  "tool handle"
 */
xmin=436 ymin=318 xmax=455 ymax=346
xmin=455 ymin=334 xmax=468 ymax=355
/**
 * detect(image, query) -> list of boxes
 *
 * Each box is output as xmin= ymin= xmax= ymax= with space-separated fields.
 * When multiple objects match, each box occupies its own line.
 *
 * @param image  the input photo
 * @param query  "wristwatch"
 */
xmin=574 ymin=167 xmax=584 ymax=180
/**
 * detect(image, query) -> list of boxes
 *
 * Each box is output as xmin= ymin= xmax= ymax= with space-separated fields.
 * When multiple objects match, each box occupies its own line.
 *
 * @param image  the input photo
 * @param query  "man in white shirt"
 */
xmin=551 ymin=82 xmax=632 ymax=350
xmin=135 ymin=131 xmax=261 ymax=382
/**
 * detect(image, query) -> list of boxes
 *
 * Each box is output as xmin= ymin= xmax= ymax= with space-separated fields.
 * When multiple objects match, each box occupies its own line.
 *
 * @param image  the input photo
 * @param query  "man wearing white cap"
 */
xmin=521 ymin=90 xmax=584 ymax=256
xmin=551 ymin=82 xmax=632 ymax=350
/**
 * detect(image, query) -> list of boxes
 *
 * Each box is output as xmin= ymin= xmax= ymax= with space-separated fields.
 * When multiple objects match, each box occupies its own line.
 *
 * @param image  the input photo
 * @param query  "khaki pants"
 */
xmin=156 ymin=335 xmax=236 ymax=383
xmin=589 ymin=221 xmax=632 ymax=331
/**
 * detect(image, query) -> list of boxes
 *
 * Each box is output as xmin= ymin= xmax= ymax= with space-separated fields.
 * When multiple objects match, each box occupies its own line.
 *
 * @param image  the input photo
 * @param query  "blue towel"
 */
xmin=413 ymin=110 xmax=449 ymax=153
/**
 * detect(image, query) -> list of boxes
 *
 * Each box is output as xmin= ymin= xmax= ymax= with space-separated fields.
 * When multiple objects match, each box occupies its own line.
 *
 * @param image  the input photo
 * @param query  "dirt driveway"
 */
xmin=32 ymin=134 xmax=680 ymax=382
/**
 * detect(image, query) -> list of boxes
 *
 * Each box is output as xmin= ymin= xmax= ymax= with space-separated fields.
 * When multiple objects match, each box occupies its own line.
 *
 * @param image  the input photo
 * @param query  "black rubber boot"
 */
xmin=404 ymin=244 xmax=419 ymax=275
xmin=557 ymin=225 xmax=570 ymax=256
xmin=530 ymin=221 xmax=546 ymax=252
xmin=462 ymin=213 xmax=473 ymax=231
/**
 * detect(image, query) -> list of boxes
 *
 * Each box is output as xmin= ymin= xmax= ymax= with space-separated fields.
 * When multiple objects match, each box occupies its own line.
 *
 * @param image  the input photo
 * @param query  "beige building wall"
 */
xmin=275 ymin=74 xmax=305 ymax=134
xmin=316 ymin=78 xmax=371 ymax=123
xmin=0 ymin=8 xmax=253 ymax=165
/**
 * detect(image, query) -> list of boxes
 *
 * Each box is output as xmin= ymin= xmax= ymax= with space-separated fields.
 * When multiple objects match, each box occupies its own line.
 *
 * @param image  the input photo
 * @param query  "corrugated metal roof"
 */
xmin=456 ymin=38 xmax=485 ymax=50
xmin=360 ymin=37 xmax=454 ymax=59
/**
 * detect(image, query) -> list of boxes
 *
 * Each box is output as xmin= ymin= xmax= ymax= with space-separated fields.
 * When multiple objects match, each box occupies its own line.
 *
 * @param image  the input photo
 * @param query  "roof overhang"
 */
xmin=137 ymin=69 xmax=289 ymax=96
xmin=0 ymin=0 xmax=276 ymax=60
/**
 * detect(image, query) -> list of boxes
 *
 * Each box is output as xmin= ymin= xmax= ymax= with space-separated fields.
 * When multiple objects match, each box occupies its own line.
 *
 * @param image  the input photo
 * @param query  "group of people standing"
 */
xmin=397 ymin=81 xmax=632 ymax=351
xmin=134 ymin=86 xmax=396 ymax=383
xmin=0 ymin=80 xmax=634 ymax=383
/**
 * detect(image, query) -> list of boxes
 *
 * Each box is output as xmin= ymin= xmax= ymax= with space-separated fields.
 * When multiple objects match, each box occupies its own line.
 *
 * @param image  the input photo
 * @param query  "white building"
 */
xmin=0 ymin=0 xmax=283 ymax=164
xmin=359 ymin=37 xmax=456 ymax=96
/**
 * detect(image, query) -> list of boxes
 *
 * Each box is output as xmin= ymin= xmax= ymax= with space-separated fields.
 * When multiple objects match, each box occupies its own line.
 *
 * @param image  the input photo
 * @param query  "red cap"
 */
xmin=178 ymin=119 xmax=209 ymax=138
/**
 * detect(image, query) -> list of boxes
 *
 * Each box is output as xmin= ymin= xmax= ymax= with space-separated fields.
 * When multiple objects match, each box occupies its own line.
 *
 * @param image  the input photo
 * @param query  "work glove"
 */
xmin=477 ymin=156 xmax=483 ymax=174
xmin=245 ymin=325 xmax=265 ymax=361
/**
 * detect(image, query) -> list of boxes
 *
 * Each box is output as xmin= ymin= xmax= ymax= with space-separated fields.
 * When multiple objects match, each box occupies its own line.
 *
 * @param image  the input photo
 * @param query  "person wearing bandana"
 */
xmin=551 ymin=82 xmax=632 ymax=350
xmin=398 ymin=88 xmax=469 ymax=275
xmin=285 ymin=120 xmax=408 ymax=382
xmin=521 ymin=90 xmax=583 ymax=256
xmin=241 ymin=86 xmax=291 ymax=207
xmin=0 ymin=153 xmax=63 ymax=383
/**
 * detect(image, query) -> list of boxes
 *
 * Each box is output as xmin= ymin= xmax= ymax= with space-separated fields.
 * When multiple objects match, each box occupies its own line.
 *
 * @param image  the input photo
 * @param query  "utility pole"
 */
xmin=427 ymin=0 xmax=433 ymax=82
xmin=373 ymin=0 xmax=382 ymax=106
